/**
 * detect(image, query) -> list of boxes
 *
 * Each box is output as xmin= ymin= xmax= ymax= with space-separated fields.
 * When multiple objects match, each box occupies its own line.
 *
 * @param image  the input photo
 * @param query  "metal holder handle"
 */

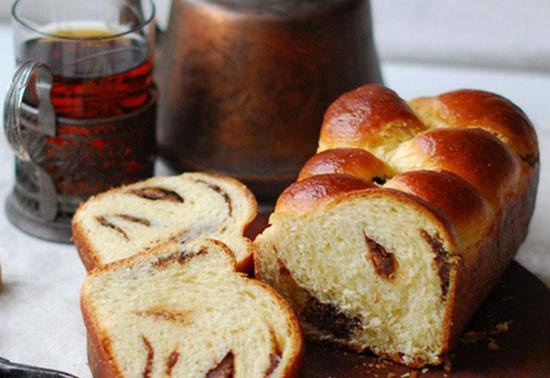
xmin=4 ymin=61 xmax=56 ymax=160
xmin=3 ymin=61 xmax=58 ymax=221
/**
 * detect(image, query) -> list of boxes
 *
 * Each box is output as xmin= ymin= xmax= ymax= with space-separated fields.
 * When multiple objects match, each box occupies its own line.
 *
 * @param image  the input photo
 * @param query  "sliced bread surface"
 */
xmin=82 ymin=238 xmax=303 ymax=378
xmin=72 ymin=172 xmax=257 ymax=271
xmin=256 ymin=189 xmax=457 ymax=367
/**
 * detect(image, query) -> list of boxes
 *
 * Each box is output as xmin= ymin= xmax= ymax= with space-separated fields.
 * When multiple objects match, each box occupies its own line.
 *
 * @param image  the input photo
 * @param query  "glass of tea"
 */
xmin=4 ymin=0 xmax=157 ymax=242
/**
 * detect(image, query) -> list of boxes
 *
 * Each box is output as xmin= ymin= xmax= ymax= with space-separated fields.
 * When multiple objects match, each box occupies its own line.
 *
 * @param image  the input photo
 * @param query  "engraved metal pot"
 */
xmin=157 ymin=0 xmax=383 ymax=201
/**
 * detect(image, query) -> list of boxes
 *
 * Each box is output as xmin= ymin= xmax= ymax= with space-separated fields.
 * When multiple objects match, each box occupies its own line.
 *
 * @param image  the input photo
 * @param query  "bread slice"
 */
xmin=72 ymin=173 xmax=257 ymax=271
xmin=255 ymin=188 xmax=458 ymax=367
xmin=82 ymin=238 xmax=303 ymax=378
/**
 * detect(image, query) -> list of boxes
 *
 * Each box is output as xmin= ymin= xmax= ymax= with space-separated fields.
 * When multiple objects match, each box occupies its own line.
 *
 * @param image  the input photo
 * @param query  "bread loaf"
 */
xmin=254 ymin=85 xmax=539 ymax=367
xmin=82 ymin=238 xmax=303 ymax=378
xmin=72 ymin=173 xmax=257 ymax=271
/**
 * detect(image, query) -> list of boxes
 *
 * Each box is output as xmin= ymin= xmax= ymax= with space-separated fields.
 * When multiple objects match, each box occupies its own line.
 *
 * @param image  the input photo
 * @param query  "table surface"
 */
xmin=0 ymin=23 xmax=548 ymax=377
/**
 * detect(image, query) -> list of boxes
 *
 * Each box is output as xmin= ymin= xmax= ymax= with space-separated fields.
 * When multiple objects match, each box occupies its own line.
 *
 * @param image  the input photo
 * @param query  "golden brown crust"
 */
xmin=275 ymin=174 xmax=375 ymax=216
xmin=244 ymin=278 xmax=304 ymax=378
xmin=329 ymin=188 xmax=459 ymax=249
xmin=444 ymin=163 xmax=539 ymax=352
xmin=83 ymin=300 xmax=122 ymax=378
xmin=72 ymin=221 xmax=101 ymax=271
xmin=386 ymin=170 xmax=494 ymax=248
xmin=400 ymin=128 xmax=521 ymax=208
xmin=409 ymin=89 xmax=539 ymax=164
xmin=319 ymin=84 xmax=426 ymax=152
xmin=298 ymin=148 xmax=391 ymax=182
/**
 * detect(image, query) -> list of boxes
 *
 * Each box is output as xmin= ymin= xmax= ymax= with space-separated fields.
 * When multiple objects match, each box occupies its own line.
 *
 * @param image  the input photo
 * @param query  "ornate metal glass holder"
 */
xmin=4 ymin=62 xmax=156 ymax=243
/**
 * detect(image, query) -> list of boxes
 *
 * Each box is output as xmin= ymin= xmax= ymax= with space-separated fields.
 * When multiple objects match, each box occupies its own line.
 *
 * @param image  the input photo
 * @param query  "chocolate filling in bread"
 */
xmin=95 ymin=214 xmax=151 ymax=241
xmin=130 ymin=187 xmax=184 ymax=203
xmin=265 ymin=329 xmax=283 ymax=377
xmin=152 ymin=254 xmax=179 ymax=269
xmin=141 ymin=335 xmax=154 ymax=378
xmin=420 ymin=230 xmax=451 ymax=300
xmin=115 ymin=214 xmax=151 ymax=227
xmin=139 ymin=335 xmax=181 ymax=377
xmin=301 ymin=295 xmax=363 ymax=339
xmin=207 ymin=352 xmax=235 ymax=378
xmin=194 ymin=179 xmax=233 ymax=217
xmin=95 ymin=216 xmax=129 ymax=240
xmin=364 ymin=233 xmax=397 ymax=279
xmin=177 ymin=248 xmax=209 ymax=265
xmin=165 ymin=350 xmax=180 ymax=376
xmin=134 ymin=309 xmax=190 ymax=324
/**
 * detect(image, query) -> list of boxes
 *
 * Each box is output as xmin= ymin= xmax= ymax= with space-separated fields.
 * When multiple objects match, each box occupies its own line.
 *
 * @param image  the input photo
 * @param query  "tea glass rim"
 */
xmin=12 ymin=0 xmax=156 ymax=41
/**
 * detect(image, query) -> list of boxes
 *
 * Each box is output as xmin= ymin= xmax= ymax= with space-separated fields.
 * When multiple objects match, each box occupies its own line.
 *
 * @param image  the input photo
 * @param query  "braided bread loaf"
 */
xmin=254 ymin=85 xmax=539 ymax=367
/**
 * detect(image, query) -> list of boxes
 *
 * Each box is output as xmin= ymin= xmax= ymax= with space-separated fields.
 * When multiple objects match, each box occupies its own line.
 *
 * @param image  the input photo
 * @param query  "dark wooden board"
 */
xmin=247 ymin=212 xmax=550 ymax=378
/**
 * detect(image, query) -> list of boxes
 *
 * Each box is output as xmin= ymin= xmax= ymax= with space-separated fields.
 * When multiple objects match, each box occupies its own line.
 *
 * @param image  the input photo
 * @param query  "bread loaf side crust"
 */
xmin=274 ymin=174 xmax=375 ymax=216
xmin=443 ymin=163 xmax=539 ymax=350
xmin=83 ymin=298 xmax=122 ymax=378
xmin=73 ymin=222 xmax=101 ymax=271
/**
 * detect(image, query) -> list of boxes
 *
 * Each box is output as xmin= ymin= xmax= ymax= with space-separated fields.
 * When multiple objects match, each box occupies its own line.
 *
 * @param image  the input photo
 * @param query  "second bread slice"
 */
xmin=72 ymin=172 xmax=257 ymax=271
xmin=82 ymin=238 xmax=303 ymax=378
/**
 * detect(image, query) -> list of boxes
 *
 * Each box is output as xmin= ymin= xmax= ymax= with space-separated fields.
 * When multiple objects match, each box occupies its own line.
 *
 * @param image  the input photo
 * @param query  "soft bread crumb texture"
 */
xmin=257 ymin=193 xmax=453 ymax=365
xmin=72 ymin=173 xmax=257 ymax=270
xmin=82 ymin=239 xmax=302 ymax=378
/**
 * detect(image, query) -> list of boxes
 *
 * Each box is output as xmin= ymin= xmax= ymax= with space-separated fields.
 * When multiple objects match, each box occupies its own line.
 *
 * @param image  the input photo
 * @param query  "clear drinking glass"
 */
xmin=12 ymin=0 xmax=156 ymax=119
xmin=4 ymin=0 xmax=157 ymax=241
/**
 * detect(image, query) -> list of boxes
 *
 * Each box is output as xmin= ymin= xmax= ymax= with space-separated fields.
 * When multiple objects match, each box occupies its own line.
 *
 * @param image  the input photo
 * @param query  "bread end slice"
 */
xmin=72 ymin=172 xmax=258 ymax=272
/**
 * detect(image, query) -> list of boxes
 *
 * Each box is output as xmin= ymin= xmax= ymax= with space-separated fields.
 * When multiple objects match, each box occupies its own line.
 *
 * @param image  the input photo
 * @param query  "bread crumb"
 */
xmin=461 ymin=329 xmax=488 ymax=343
xmin=486 ymin=338 xmax=500 ymax=351
xmin=421 ymin=367 xmax=429 ymax=373
xmin=443 ymin=357 xmax=453 ymax=373
xmin=493 ymin=320 xmax=513 ymax=334
xmin=400 ymin=373 xmax=410 ymax=378
xmin=460 ymin=320 xmax=513 ymax=344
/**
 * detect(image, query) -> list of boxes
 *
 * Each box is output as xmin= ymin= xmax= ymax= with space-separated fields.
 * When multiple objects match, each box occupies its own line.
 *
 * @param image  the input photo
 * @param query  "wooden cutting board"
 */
xmin=247 ymin=212 xmax=550 ymax=378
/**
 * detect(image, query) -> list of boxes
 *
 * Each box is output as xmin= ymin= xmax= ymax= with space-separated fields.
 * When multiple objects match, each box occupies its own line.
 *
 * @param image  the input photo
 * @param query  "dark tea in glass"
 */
xmin=4 ymin=0 xmax=157 ymax=241
xmin=21 ymin=26 xmax=154 ymax=119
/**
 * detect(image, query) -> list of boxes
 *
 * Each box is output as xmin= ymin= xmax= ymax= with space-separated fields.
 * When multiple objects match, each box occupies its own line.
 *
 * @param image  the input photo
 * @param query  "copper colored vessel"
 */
xmin=157 ymin=0 xmax=382 ymax=201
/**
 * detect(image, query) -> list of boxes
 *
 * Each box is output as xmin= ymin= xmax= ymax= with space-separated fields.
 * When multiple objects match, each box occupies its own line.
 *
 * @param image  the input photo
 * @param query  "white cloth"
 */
xmin=372 ymin=0 xmax=550 ymax=71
